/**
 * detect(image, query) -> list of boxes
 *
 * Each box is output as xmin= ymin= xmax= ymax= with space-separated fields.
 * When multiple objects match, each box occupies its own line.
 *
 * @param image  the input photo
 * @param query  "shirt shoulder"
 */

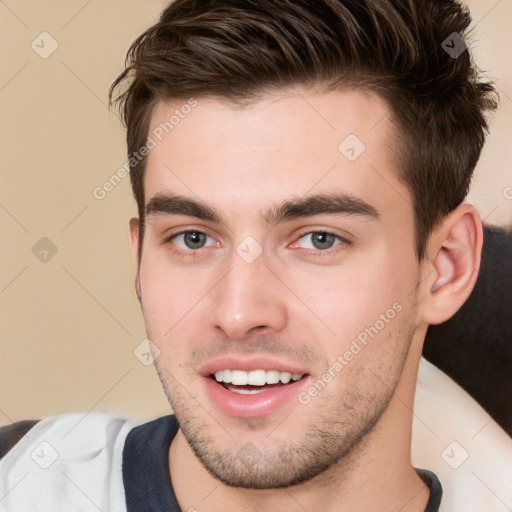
xmin=413 ymin=357 xmax=512 ymax=512
xmin=123 ymin=414 xmax=181 ymax=511
xmin=0 ymin=412 xmax=137 ymax=512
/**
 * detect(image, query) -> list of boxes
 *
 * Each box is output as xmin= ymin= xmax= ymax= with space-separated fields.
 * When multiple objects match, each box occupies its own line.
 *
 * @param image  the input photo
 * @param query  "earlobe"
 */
xmin=421 ymin=204 xmax=483 ymax=325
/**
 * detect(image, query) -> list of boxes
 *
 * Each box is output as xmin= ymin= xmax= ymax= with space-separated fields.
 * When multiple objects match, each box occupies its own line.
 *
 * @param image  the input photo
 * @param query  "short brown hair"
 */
xmin=109 ymin=0 xmax=498 ymax=259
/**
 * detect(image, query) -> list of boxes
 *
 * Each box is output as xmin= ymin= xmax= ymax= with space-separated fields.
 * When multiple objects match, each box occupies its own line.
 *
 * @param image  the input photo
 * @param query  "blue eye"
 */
xmin=171 ymin=231 xmax=216 ymax=250
xmin=297 ymin=232 xmax=342 ymax=251
xmin=165 ymin=229 xmax=348 ymax=259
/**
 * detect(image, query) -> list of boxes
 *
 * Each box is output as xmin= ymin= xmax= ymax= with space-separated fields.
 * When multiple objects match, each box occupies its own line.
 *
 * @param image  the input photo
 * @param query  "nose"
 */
xmin=207 ymin=251 xmax=288 ymax=340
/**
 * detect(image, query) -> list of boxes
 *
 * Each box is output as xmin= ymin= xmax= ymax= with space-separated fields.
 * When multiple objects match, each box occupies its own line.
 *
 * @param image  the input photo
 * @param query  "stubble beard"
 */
xmin=150 ymin=313 xmax=417 ymax=490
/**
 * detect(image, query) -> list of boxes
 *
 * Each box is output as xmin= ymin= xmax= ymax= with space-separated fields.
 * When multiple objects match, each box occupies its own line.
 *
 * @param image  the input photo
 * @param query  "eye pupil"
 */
xmin=184 ymin=231 xmax=206 ymax=249
xmin=312 ymin=232 xmax=334 ymax=250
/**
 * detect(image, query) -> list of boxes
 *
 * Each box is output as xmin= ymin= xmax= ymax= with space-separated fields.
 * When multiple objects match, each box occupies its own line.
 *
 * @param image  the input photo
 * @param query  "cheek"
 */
xmin=300 ymin=257 xmax=398 ymax=314
xmin=138 ymin=252 xmax=204 ymax=343
xmin=284 ymin=248 xmax=415 ymax=356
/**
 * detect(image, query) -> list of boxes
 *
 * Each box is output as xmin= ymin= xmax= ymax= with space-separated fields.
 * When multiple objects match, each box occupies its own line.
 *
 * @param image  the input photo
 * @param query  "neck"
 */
xmin=169 ymin=342 xmax=429 ymax=512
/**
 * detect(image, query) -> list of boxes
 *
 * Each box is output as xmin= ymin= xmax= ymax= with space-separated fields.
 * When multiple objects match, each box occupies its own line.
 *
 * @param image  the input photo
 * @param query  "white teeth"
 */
xmin=280 ymin=372 xmax=291 ymax=384
xmin=229 ymin=387 xmax=269 ymax=395
xmin=213 ymin=369 xmax=304 ymax=386
xmin=248 ymin=369 xmax=266 ymax=386
xmin=266 ymin=370 xmax=280 ymax=384
xmin=231 ymin=370 xmax=248 ymax=385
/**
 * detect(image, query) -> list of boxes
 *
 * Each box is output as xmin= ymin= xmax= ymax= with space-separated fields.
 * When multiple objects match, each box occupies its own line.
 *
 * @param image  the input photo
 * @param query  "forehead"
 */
xmin=143 ymin=88 xmax=411 ymax=225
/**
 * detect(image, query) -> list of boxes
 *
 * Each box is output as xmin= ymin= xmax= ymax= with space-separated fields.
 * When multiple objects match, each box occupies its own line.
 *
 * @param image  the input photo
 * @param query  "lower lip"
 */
xmin=203 ymin=376 xmax=309 ymax=418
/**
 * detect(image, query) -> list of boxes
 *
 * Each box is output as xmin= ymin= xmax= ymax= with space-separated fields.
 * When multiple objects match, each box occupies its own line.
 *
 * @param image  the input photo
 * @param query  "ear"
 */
xmin=420 ymin=203 xmax=483 ymax=325
xmin=129 ymin=217 xmax=142 ymax=303
xmin=129 ymin=217 xmax=140 ymax=267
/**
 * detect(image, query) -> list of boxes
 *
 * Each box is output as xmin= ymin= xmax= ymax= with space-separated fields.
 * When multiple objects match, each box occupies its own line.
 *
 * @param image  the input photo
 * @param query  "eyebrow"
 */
xmin=145 ymin=192 xmax=380 ymax=225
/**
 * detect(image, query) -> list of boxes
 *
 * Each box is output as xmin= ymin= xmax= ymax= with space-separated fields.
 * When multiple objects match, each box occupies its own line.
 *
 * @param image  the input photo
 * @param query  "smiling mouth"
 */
xmin=211 ymin=369 xmax=307 ymax=394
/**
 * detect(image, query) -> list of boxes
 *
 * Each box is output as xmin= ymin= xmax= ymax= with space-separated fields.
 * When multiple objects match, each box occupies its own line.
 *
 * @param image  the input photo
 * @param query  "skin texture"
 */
xmin=129 ymin=88 xmax=482 ymax=511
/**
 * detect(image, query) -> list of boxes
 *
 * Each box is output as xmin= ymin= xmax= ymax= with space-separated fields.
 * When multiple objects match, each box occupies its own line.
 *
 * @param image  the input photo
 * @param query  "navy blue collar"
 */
xmin=123 ymin=415 xmax=181 ymax=512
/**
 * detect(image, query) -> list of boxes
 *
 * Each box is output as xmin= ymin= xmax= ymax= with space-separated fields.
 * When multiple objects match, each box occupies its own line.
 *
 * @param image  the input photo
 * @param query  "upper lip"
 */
xmin=198 ymin=356 xmax=310 ymax=377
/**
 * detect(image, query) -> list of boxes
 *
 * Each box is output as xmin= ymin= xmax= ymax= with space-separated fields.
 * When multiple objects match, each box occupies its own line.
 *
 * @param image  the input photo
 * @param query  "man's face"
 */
xmin=134 ymin=89 xmax=423 ymax=488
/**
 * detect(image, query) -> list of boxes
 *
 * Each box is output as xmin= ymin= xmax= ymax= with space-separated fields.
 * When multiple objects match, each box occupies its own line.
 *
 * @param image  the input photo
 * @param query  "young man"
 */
xmin=1 ymin=1 xmax=511 ymax=511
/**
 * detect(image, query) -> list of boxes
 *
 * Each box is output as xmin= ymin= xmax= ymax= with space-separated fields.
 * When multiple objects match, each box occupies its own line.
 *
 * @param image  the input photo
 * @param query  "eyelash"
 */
xmin=293 ymin=229 xmax=351 ymax=257
xmin=164 ymin=231 xmax=214 ymax=258
xmin=164 ymin=229 xmax=351 ymax=258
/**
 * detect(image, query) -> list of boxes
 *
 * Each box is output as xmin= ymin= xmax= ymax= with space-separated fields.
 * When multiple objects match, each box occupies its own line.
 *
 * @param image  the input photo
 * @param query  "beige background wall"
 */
xmin=1 ymin=0 xmax=511 ymax=425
